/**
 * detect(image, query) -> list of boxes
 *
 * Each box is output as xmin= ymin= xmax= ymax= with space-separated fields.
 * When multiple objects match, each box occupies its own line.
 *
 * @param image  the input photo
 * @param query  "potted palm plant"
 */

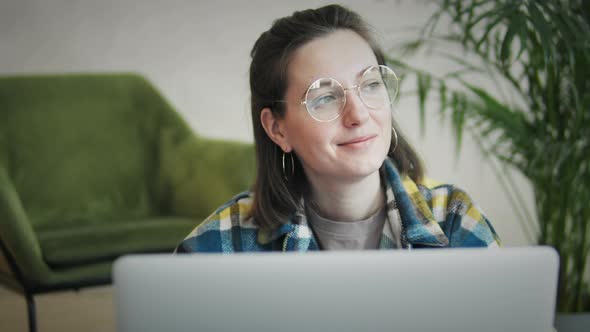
xmin=388 ymin=0 xmax=589 ymax=312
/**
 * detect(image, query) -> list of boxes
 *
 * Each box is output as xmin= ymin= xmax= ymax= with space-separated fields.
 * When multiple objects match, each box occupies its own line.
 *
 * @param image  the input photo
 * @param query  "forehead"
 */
xmin=287 ymin=29 xmax=379 ymax=90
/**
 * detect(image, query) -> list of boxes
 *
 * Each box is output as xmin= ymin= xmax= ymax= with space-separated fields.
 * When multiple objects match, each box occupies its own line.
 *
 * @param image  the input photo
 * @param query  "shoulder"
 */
xmin=415 ymin=181 xmax=479 ymax=221
xmin=413 ymin=179 xmax=501 ymax=247
xmin=174 ymin=191 xmax=267 ymax=253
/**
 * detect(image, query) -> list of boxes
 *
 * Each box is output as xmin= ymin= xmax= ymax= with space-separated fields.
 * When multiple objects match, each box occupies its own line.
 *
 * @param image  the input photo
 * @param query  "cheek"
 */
xmin=287 ymin=121 xmax=336 ymax=159
xmin=294 ymin=124 xmax=333 ymax=153
xmin=374 ymin=110 xmax=392 ymax=131
xmin=375 ymin=111 xmax=393 ymax=148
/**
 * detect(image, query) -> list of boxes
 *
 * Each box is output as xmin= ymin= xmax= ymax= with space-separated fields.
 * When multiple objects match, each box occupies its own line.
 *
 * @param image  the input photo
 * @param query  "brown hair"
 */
xmin=249 ymin=4 xmax=424 ymax=230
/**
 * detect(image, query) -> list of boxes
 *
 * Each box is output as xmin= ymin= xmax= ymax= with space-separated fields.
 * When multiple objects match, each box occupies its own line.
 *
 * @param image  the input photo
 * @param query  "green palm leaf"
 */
xmin=390 ymin=0 xmax=590 ymax=312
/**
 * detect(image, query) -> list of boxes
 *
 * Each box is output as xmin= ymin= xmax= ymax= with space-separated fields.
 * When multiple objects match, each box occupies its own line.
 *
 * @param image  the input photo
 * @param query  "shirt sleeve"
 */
xmin=173 ymin=208 xmax=227 ymax=253
xmin=431 ymin=184 xmax=501 ymax=248
xmin=173 ymin=191 xmax=260 ymax=253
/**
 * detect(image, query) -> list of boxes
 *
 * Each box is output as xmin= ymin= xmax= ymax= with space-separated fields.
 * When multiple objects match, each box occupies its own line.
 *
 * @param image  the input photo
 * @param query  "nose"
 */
xmin=341 ymin=87 xmax=370 ymax=127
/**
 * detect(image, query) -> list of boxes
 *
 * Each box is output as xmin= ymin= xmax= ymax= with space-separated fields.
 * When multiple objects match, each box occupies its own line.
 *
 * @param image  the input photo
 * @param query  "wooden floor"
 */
xmin=0 ymin=285 xmax=115 ymax=332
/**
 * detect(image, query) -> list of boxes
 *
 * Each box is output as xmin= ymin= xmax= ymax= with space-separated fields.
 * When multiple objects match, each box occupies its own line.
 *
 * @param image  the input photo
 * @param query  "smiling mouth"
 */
xmin=338 ymin=135 xmax=377 ymax=146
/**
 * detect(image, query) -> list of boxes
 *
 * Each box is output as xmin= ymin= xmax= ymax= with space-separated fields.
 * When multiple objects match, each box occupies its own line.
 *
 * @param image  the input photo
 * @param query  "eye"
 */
xmin=311 ymin=93 xmax=338 ymax=108
xmin=361 ymin=79 xmax=384 ymax=92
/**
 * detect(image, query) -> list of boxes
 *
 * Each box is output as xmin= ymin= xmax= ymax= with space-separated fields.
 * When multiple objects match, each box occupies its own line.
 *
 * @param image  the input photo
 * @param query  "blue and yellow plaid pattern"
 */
xmin=176 ymin=159 xmax=500 ymax=253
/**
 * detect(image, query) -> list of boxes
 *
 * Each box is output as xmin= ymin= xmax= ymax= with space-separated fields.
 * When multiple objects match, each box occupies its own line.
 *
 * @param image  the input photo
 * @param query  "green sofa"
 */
xmin=0 ymin=73 xmax=255 ymax=331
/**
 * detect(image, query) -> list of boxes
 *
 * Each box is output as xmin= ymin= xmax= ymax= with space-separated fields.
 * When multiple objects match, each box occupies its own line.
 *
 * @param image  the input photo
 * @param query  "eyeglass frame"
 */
xmin=274 ymin=65 xmax=400 ymax=122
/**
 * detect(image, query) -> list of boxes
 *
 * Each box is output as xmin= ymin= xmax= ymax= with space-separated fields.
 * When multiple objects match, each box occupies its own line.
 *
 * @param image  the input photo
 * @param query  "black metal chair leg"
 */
xmin=26 ymin=292 xmax=37 ymax=332
xmin=0 ymin=239 xmax=37 ymax=331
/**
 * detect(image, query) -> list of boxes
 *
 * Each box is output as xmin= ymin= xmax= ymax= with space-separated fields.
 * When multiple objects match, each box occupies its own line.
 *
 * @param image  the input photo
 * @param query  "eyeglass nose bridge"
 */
xmin=341 ymin=83 xmax=374 ymax=111
xmin=299 ymin=81 xmax=361 ymax=106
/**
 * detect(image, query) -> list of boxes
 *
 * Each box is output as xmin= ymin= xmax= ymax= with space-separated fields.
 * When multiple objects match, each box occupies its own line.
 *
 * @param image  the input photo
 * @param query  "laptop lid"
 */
xmin=113 ymin=247 xmax=558 ymax=332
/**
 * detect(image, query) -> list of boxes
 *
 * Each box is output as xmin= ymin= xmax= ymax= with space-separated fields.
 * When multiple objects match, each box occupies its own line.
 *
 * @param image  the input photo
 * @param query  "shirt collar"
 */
xmin=257 ymin=158 xmax=449 ymax=249
xmin=257 ymin=208 xmax=316 ymax=251
xmin=382 ymin=159 xmax=449 ymax=247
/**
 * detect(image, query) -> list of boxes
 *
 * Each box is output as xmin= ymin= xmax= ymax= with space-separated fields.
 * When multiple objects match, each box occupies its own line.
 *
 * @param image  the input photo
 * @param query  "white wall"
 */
xmin=0 ymin=0 xmax=537 ymax=246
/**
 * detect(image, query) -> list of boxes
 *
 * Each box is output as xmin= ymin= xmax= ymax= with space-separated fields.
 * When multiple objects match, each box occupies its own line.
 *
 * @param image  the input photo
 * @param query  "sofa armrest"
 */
xmin=158 ymin=129 xmax=255 ymax=220
xmin=130 ymin=75 xmax=255 ymax=220
xmin=0 ymin=165 xmax=50 ymax=287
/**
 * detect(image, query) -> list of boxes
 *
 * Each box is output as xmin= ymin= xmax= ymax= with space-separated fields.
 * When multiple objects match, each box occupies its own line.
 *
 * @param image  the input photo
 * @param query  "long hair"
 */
xmin=249 ymin=4 xmax=424 ymax=231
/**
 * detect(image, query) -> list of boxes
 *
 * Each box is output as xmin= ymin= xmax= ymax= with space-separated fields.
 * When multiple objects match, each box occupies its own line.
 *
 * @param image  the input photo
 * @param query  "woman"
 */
xmin=176 ymin=4 xmax=500 ymax=253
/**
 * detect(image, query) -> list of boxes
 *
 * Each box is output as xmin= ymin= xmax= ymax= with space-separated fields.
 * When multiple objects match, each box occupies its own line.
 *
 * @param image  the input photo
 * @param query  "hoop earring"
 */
xmin=391 ymin=126 xmax=399 ymax=153
xmin=282 ymin=152 xmax=294 ymax=181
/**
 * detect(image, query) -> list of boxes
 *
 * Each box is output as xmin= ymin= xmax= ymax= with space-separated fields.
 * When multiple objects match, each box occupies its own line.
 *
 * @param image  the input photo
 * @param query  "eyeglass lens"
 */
xmin=305 ymin=65 xmax=398 ymax=122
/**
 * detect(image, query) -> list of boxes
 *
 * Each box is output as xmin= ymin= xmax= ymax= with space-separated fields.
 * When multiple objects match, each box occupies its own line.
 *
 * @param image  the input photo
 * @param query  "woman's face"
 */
xmin=278 ymin=29 xmax=392 ymax=184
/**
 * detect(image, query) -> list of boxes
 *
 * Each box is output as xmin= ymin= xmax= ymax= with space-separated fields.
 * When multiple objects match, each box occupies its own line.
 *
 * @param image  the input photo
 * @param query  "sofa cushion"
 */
xmin=37 ymin=217 xmax=196 ymax=267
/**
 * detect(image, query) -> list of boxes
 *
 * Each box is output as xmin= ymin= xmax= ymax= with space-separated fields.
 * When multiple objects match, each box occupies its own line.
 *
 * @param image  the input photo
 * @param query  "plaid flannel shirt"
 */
xmin=175 ymin=158 xmax=500 ymax=253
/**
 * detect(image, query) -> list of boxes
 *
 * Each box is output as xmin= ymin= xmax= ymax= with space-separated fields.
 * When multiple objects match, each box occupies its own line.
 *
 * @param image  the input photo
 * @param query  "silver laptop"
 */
xmin=113 ymin=247 xmax=559 ymax=332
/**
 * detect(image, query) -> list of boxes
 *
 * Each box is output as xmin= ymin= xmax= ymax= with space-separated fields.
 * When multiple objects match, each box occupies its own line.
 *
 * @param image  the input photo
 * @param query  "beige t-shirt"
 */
xmin=306 ymin=205 xmax=386 ymax=250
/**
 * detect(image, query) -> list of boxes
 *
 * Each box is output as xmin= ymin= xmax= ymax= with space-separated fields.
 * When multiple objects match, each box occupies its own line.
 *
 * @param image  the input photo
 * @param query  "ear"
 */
xmin=260 ymin=108 xmax=292 ymax=153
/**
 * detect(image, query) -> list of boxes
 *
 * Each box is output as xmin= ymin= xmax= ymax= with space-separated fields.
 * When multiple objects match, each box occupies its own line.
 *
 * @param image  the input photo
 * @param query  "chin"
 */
xmin=342 ymin=155 xmax=386 ymax=179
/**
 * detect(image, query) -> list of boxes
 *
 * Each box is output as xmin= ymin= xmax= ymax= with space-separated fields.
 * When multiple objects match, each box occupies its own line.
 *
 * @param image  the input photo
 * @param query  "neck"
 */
xmin=307 ymin=171 xmax=384 ymax=222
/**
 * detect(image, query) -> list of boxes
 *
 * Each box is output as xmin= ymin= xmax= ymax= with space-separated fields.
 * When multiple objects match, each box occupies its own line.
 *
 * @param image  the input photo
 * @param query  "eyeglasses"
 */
xmin=276 ymin=65 xmax=399 ymax=122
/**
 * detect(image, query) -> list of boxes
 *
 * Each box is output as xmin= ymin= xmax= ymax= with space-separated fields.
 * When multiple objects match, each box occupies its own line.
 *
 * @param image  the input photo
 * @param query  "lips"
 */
xmin=338 ymin=134 xmax=377 ymax=146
